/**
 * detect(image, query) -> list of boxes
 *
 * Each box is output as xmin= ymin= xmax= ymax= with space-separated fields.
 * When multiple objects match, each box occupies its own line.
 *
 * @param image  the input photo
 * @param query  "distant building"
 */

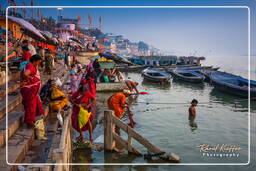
xmin=56 ymin=17 xmax=79 ymax=42
xmin=130 ymin=55 xmax=178 ymax=66
xmin=58 ymin=18 xmax=79 ymax=29
xmin=177 ymin=56 xmax=205 ymax=65
xmin=104 ymin=41 xmax=117 ymax=53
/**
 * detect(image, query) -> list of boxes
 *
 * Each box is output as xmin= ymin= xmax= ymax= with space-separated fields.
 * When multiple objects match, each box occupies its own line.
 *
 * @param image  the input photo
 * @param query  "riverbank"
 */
xmin=72 ymin=72 xmax=255 ymax=169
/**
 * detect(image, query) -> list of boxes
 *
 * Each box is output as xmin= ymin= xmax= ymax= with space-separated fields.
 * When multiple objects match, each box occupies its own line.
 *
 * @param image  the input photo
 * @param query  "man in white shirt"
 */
xmin=22 ymin=40 xmax=36 ymax=56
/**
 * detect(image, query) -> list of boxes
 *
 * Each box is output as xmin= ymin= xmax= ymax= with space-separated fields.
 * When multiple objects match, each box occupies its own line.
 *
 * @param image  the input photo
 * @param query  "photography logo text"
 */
xmin=196 ymin=144 xmax=242 ymax=158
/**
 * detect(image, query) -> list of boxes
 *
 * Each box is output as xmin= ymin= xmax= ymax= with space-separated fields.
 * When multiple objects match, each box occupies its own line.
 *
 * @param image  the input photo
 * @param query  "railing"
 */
xmin=104 ymin=110 xmax=181 ymax=162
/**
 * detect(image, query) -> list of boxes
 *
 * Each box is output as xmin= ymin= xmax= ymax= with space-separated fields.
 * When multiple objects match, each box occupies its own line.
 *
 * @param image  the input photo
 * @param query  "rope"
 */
xmin=135 ymin=101 xmax=212 ymax=105
xmin=136 ymin=97 xmax=256 ymax=105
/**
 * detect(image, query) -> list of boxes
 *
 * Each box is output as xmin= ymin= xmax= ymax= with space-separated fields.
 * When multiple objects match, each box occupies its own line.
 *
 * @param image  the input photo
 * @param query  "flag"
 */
xmin=22 ymin=0 xmax=26 ymax=18
xmin=8 ymin=0 xmax=16 ymax=16
xmin=88 ymin=14 xmax=92 ymax=25
xmin=37 ymin=8 xmax=40 ymax=18
xmin=31 ymin=0 xmax=34 ymax=21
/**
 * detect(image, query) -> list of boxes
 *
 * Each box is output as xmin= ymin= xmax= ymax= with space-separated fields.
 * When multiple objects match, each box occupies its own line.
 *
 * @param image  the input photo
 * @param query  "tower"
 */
xmin=57 ymin=7 xmax=63 ymax=23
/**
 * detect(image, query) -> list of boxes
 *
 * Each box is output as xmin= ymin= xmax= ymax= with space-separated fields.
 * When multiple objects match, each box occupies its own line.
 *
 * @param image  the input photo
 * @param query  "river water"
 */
xmin=72 ymin=57 xmax=256 ymax=171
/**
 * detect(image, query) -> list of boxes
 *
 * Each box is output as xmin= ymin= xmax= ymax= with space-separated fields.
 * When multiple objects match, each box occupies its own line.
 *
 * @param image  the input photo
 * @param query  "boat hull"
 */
xmin=171 ymin=70 xmax=205 ymax=83
xmin=142 ymin=73 xmax=172 ymax=83
xmin=141 ymin=68 xmax=172 ymax=83
xmin=209 ymin=71 xmax=256 ymax=97
xmin=211 ymin=80 xmax=256 ymax=97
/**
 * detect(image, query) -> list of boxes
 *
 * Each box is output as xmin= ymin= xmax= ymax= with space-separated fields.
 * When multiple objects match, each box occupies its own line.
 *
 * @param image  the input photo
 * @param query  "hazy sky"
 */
xmin=5 ymin=0 xmax=255 ymax=58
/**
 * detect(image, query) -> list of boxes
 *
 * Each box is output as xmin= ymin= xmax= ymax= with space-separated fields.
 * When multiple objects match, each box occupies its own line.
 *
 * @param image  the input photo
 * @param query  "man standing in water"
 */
xmin=189 ymin=99 xmax=198 ymax=130
xmin=189 ymin=99 xmax=198 ymax=121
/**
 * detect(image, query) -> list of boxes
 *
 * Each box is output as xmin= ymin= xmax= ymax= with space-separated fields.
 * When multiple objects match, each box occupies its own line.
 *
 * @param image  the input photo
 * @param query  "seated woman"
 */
xmin=100 ymin=69 xmax=111 ymax=83
xmin=48 ymin=78 xmax=69 ymax=126
xmin=70 ymin=85 xmax=96 ymax=143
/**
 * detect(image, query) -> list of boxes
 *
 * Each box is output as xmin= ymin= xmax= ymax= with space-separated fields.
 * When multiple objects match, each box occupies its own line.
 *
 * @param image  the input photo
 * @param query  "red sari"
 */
xmin=71 ymin=90 xmax=95 ymax=132
xmin=20 ymin=63 xmax=44 ymax=124
xmin=88 ymin=78 xmax=96 ymax=98
xmin=21 ymin=51 xmax=32 ymax=62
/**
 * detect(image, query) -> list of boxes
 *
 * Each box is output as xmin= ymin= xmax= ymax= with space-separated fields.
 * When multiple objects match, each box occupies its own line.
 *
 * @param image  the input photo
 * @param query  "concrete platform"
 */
xmin=96 ymin=82 xmax=128 ymax=92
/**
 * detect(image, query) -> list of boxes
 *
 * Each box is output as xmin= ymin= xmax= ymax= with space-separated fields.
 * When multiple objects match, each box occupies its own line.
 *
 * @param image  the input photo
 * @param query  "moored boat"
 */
xmin=198 ymin=67 xmax=220 ymax=82
xmin=170 ymin=69 xmax=205 ymax=83
xmin=209 ymin=71 xmax=256 ymax=97
xmin=141 ymin=68 xmax=172 ymax=83
xmin=165 ymin=65 xmax=213 ymax=73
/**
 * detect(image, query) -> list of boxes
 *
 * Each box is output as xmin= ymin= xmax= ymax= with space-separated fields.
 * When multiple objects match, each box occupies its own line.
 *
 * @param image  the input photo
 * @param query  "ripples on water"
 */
xmin=73 ymin=72 xmax=256 ymax=171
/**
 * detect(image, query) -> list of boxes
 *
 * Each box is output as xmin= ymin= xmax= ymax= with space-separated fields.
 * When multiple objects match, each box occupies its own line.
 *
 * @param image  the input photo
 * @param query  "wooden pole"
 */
xmin=104 ymin=110 xmax=114 ymax=151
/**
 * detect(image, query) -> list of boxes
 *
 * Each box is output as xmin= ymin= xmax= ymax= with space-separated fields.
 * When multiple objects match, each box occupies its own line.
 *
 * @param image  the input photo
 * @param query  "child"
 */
xmin=188 ymin=99 xmax=198 ymax=121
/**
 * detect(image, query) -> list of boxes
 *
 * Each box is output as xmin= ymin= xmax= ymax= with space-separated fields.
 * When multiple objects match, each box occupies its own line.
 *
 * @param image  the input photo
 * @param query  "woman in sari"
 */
xmin=49 ymin=78 xmax=69 ymax=126
xmin=85 ymin=63 xmax=97 ymax=84
xmin=20 ymin=54 xmax=44 ymax=128
xmin=70 ymin=85 xmax=96 ymax=143
xmin=108 ymin=90 xmax=136 ymax=134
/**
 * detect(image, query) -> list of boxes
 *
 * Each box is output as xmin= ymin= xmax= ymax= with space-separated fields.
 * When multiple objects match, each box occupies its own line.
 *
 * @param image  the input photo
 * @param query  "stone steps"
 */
xmin=0 ymin=126 xmax=35 ymax=171
xmin=0 ymin=63 xmax=68 ymax=171
xmin=22 ymin=73 xmax=69 ymax=164
xmin=0 ymin=65 xmax=66 ymax=147
xmin=0 ymin=92 xmax=22 ymax=120
xmin=0 ymin=72 xmax=20 ymax=87
xmin=0 ymin=64 xmax=65 ymax=120
xmin=0 ymin=79 xmax=20 ymax=99
xmin=0 ymin=105 xmax=24 ymax=147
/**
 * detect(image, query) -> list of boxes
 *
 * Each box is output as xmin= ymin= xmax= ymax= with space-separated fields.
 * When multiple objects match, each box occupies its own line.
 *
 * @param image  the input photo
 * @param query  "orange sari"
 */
xmin=108 ymin=93 xmax=126 ymax=119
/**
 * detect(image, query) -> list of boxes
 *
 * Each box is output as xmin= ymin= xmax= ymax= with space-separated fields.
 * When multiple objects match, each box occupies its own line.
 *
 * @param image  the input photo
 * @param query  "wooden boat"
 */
xmin=141 ymin=68 xmax=172 ymax=83
xmin=171 ymin=69 xmax=205 ymax=83
xmin=209 ymin=71 xmax=256 ymax=97
xmin=193 ymin=67 xmax=220 ymax=82
xmin=116 ymin=65 xmax=146 ymax=72
xmin=165 ymin=65 xmax=213 ymax=73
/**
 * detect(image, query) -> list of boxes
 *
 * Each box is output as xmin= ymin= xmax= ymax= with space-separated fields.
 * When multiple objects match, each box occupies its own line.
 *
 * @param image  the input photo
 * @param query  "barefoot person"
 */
xmin=20 ymin=54 xmax=44 ymax=128
xmin=125 ymin=80 xmax=139 ymax=94
xmin=108 ymin=90 xmax=136 ymax=134
xmin=70 ymin=85 xmax=96 ymax=143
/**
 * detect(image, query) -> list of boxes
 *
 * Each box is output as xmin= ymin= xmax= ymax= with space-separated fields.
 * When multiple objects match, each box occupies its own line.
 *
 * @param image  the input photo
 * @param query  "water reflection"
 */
xmin=104 ymin=151 xmax=139 ymax=163
xmin=141 ymin=79 xmax=171 ymax=90
xmin=173 ymin=80 xmax=205 ymax=90
xmin=189 ymin=119 xmax=198 ymax=132
xmin=73 ymin=148 xmax=93 ymax=163
xmin=210 ymin=88 xmax=256 ymax=112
